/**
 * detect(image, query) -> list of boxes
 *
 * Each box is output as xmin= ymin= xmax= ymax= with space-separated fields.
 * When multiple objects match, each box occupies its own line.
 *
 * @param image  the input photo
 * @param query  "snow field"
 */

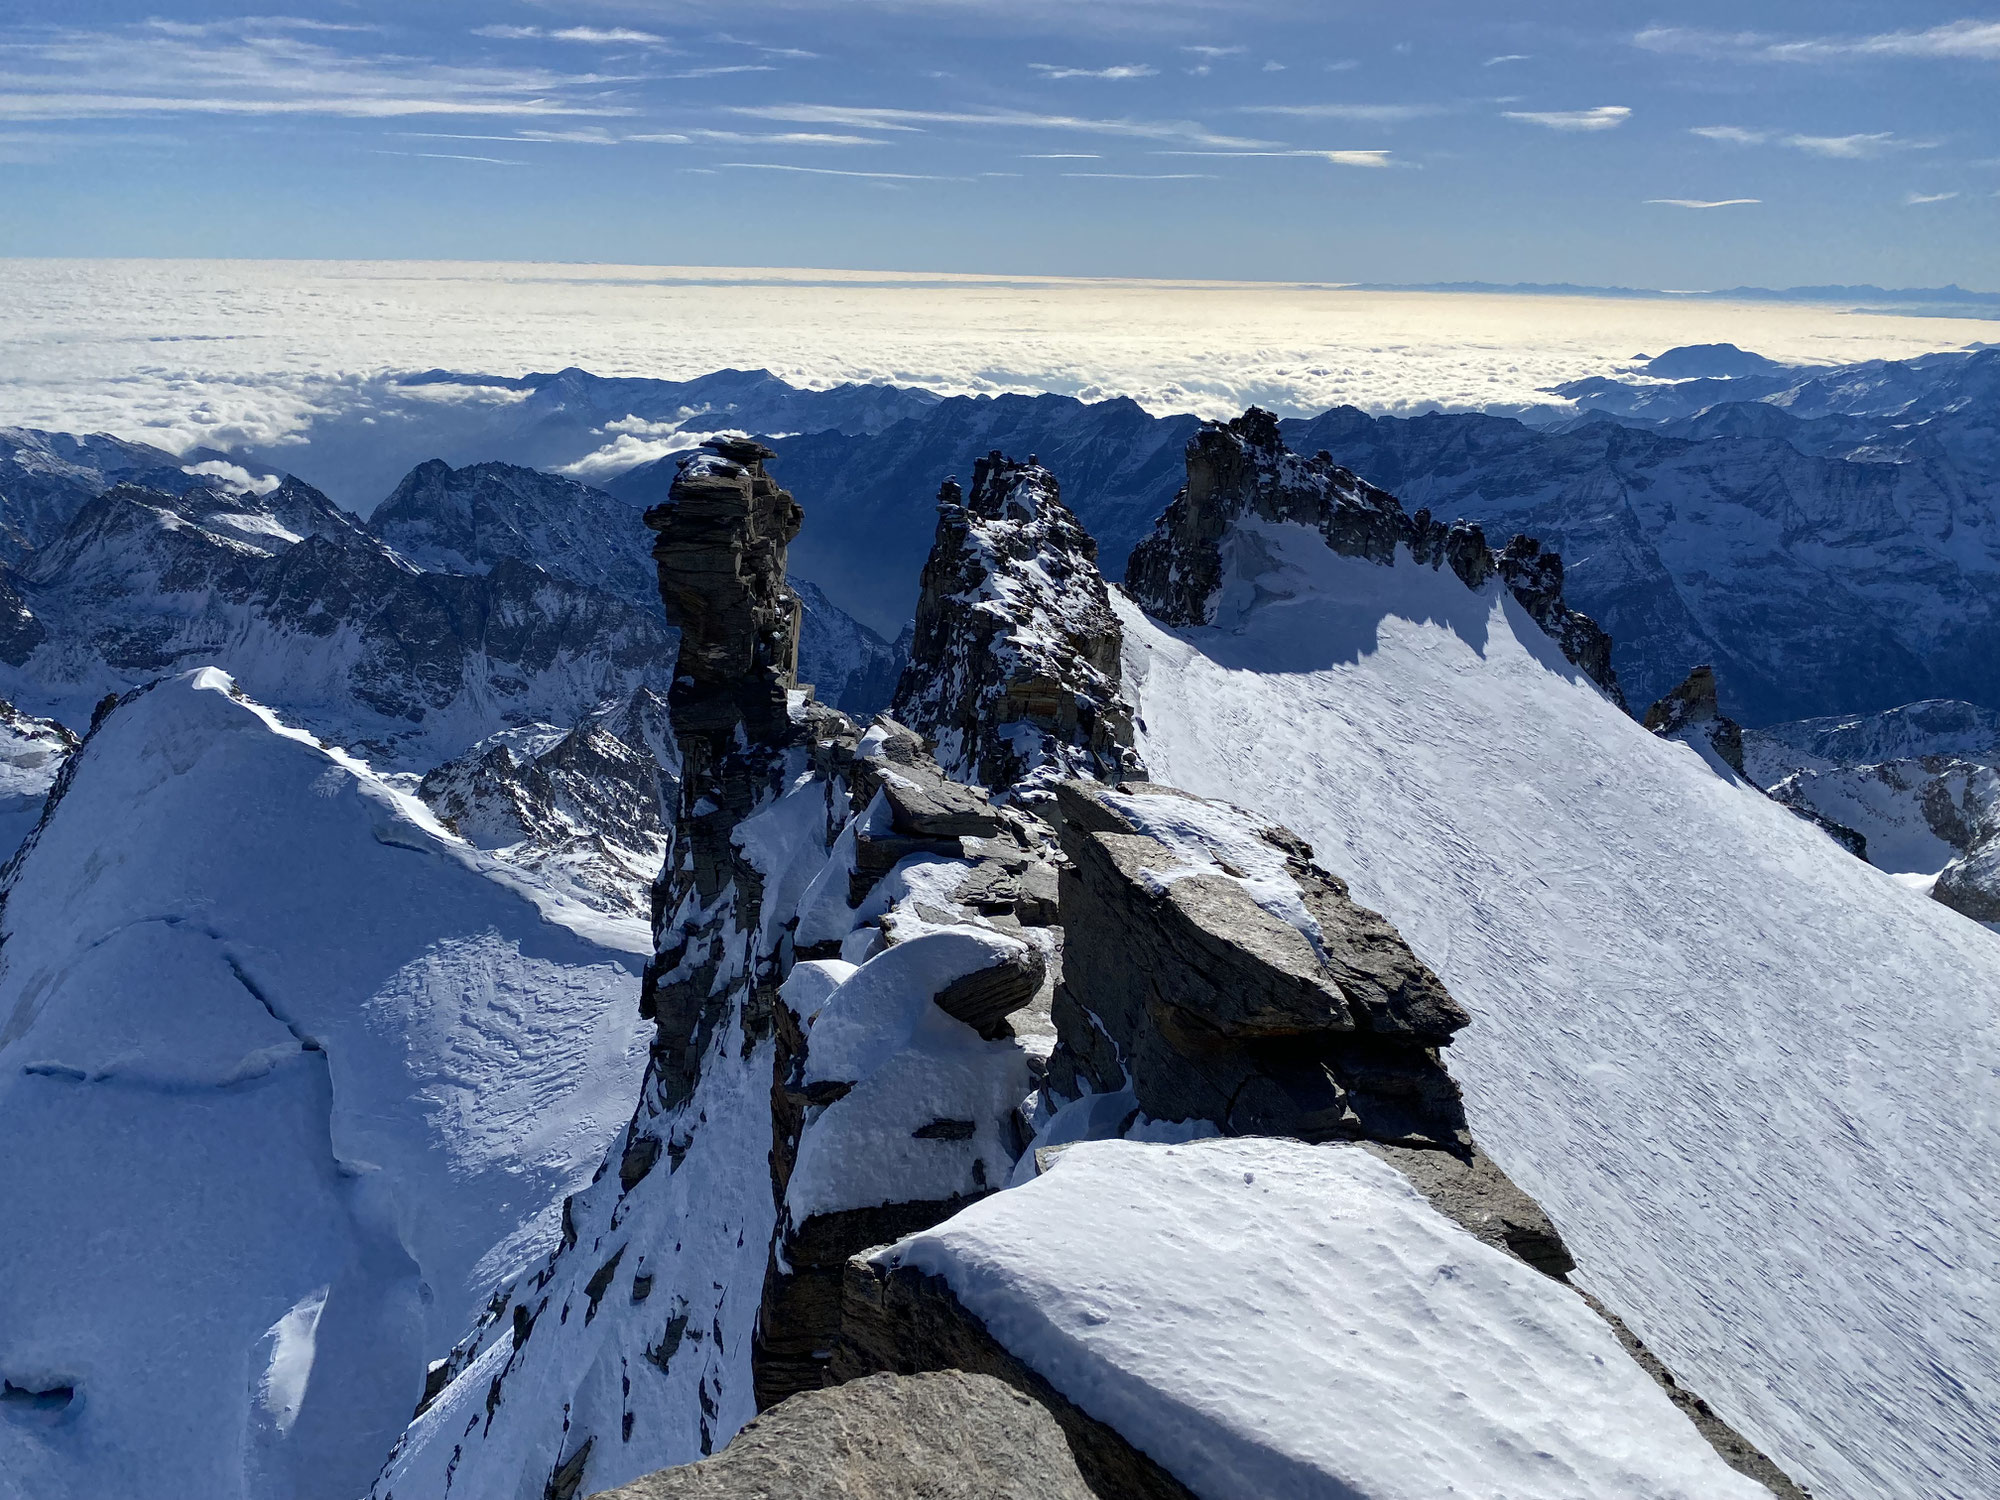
xmin=1118 ymin=530 xmax=2000 ymax=1500
xmin=887 ymin=1137 xmax=1769 ymax=1500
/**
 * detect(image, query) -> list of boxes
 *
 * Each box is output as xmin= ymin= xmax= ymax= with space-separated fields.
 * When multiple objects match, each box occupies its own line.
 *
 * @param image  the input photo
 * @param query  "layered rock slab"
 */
xmin=588 ymin=1371 xmax=1095 ymax=1500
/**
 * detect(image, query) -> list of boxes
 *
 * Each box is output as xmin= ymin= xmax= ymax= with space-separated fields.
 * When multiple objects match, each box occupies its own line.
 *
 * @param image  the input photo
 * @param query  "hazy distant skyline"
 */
xmin=1 ymin=2 xmax=1995 ymax=288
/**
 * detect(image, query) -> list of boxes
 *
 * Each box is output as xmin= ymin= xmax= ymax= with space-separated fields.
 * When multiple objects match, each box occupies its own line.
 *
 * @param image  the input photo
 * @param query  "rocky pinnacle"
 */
xmin=1126 ymin=407 xmax=1626 ymax=709
xmin=642 ymin=436 xmax=805 ymax=1106
xmin=891 ymin=451 xmax=1140 ymax=799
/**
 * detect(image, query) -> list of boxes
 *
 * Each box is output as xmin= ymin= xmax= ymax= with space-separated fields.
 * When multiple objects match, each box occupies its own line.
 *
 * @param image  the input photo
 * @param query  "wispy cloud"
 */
xmin=473 ymin=25 xmax=671 ymax=45
xmin=687 ymin=129 xmax=885 ymax=145
xmin=1158 ymin=148 xmax=1393 ymax=167
xmin=1636 ymin=21 xmax=2000 ymax=63
xmin=0 ymin=21 xmax=636 ymax=119
xmin=1646 ymin=197 xmax=1760 ymax=208
xmin=730 ymin=102 xmax=1273 ymax=148
xmin=666 ymin=64 xmax=775 ymax=79
xmin=1503 ymin=106 xmax=1630 ymax=131
xmin=1062 ymin=171 xmax=1211 ymax=179
xmin=1692 ymin=124 xmax=1937 ymax=157
xmin=1239 ymin=103 xmax=1440 ymax=123
xmin=1788 ymin=131 xmax=1931 ymax=158
xmin=1023 ymin=152 xmax=1101 ymax=158
xmin=1182 ymin=45 xmax=1246 ymax=59
xmin=1906 ymin=190 xmax=1960 ymax=204
xmin=720 ymin=161 xmax=963 ymax=180
xmin=372 ymin=149 xmax=522 ymax=166
xmin=1030 ymin=63 xmax=1158 ymax=80
xmin=1484 ymin=54 xmax=1531 ymax=66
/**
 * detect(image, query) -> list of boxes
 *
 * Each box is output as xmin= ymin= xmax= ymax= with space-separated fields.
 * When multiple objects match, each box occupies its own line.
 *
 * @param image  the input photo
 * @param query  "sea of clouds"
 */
xmin=1 ymin=259 xmax=1990 ymax=456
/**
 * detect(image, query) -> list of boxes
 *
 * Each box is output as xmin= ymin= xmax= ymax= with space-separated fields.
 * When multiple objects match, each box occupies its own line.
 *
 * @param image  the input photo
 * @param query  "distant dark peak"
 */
xmin=1644 ymin=344 xmax=1789 ymax=380
xmin=1125 ymin=407 xmax=1627 ymax=709
xmin=1646 ymin=665 xmax=1746 ymax=776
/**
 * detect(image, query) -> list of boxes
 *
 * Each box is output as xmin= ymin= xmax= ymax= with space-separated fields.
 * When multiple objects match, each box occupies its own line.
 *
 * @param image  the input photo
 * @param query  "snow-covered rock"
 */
xmin=868 ymin=1137 xmax=1771 ymax=1500
xmin=1745 ymin=699 xmax=2000 ymax=783
xmin=1128 ymin=407 xmax=1622 ymax=703
xmin=892 ymin=453 xmax=1139 ymax=798
xmin=0 ymin=478 xmax=675 ymax=769
xmin=0 ymin=695 xmax=76 ymax=862
xmin=0 ymin=670 xmax=650 ymax=1500
xmin=370 ymin=458 xmax=657 ymax=605
xmin=416 ymin=687 xmax=676 ymax=919
xmin=1116 ymin=492 xmax=2000 ymax=1500
xmin=1644 ymin=665 xmax=1746 ymax=778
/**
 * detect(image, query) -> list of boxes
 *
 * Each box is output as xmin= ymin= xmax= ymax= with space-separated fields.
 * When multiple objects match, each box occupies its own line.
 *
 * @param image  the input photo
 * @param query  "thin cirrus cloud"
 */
xmin=1237 ymin=103 xmax=1442 ymax=123
xmin=729 ymin=103 xmax=1274 ymax=149
xmin=1693 ymin=126 xmax=1937 ymax=159
xmin=0 ymin=21 xmax=637 ymax=120
xmin=1636 ymin=20 xmax=2000 ymax=63
xmin=1156 ymin=149 xmax=1393 ymax=167
xmin=472 ymin=26 xmax=671 ymax=45
xmin=719 ymin=161 xmax=966 ymax=181
xmin=1484 ymin=54 xmax=1531 ymax=66
xmin=1029 ymin=63 xmax=1158 ymax=80
xmin=1503 ymin=106 xmax=1630 ymax=131
xmin=1907 ymin=190 xmax=1960 ymax=204
xmin=1646 ymin=197 xmax=1760 ymax=208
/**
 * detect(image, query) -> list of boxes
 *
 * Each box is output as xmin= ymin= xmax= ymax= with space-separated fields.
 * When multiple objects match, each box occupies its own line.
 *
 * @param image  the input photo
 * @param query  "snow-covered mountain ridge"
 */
xmin=0 ymin=669 xmax=651 ymax=1500
xmin=1116 ymin=423 xmax=2000 ymax=1500
xmin=1 ymin=367 xmax=1994 ymax=1500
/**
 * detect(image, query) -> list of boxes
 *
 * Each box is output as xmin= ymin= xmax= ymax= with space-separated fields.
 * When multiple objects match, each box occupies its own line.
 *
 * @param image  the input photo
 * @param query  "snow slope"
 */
xmin=1117 ymin=531 xmax=2000 ymax=1500
xmin=886 ymin=1138 xmax=1767 ymax=1500
xmin=0 ymin=671 xmax=650 ymax=1500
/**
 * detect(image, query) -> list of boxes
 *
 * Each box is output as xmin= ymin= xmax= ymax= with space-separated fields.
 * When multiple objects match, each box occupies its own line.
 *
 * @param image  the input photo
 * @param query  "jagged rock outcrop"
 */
xmin=891 ymin=454 xmax=1140 ymax=797
xmin=588 ymin=1371 xmax=1097 ymax=1500
xmin=1125 ymin=407 xmax=1626 ymax=708
xmin=417 ymin=687 xmax=675 ymax=917
xmin=1645 ymin=665 xmax=1748 ymax=776
xmin=1045 ymin=777 xmax=1471 ymax=1149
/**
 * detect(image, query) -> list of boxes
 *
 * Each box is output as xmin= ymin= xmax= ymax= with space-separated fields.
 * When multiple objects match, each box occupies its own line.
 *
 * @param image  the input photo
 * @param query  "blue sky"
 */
xmin=0 ymin=2 xmax=1994 ymax=288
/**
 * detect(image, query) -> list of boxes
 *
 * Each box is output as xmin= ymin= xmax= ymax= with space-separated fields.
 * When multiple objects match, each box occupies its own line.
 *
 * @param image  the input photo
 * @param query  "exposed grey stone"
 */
xmin=835 ymin=1263 xmax=1197 ymax=1500
xmin=1646 ymin=664 xmax=1747 ymax=776
xmin=892 ymin=453 xmax=1141 ymax=798
xmin=589 ymin=1371 xmax=1097 ymax=1500
xmin=933 ymin=943 xmax=1047 ymax=1038
xmin=1125 ymin=407 xmax=1626 ymax=708
xmin=1047 ymin=779 xmax=1470 ymax=1149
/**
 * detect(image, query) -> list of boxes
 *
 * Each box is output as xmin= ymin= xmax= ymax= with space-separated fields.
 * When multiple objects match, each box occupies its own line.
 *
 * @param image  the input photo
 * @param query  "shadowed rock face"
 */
xmin=1126 ymin=407 xmax=1626 ymax=709
xmin=587 ymin=1370 xmax=1098 ymax=1500
xmin=1646 ymin=664 xmax=1748 ymax=777
xmin=892 ymin=453 xmax=1139 ymax=799
xmin=643 ymin=438 xmax=806 ymax=1106
xmin=1046 ymin=778 xmax=1471 ymax=1149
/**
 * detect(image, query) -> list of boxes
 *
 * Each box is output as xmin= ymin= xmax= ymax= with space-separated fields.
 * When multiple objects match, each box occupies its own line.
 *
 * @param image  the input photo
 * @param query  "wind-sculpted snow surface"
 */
xmin=0 ymin=671 xmax=650 ymax=1500
xmin=884 ymin=1138 xmax=1768 ymax=1500
xmin=1118 ymin=531 xmax=2000 ymax=1500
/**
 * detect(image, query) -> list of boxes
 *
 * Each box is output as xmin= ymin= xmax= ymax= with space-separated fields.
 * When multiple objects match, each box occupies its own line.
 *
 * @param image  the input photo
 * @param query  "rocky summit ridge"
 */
xmin=367 ymin=429 xmax=1801 ymax=1500
xmin=1127 ymin=407 xmax=1625 ymax=708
